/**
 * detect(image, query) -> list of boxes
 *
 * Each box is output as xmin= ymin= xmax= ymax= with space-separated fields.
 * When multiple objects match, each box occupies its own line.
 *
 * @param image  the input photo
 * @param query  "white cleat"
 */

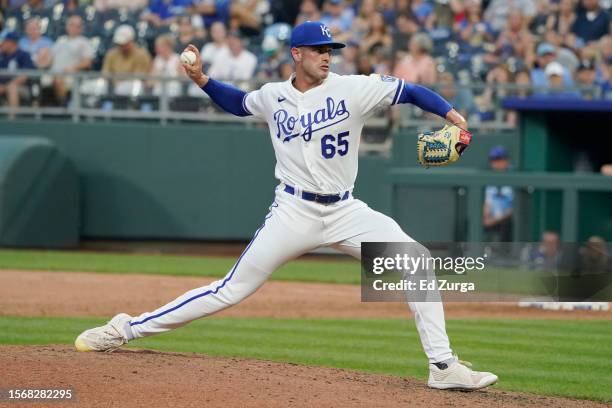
xmin=75 ymin=313 xmax=132 ymax=352
xmin=428 ymin=359 xmax=498 ymax=390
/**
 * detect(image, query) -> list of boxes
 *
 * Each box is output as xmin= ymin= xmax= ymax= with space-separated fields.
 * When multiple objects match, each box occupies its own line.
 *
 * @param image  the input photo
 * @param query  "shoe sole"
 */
xmin=428 ymin=374 xmax=498 ymax=390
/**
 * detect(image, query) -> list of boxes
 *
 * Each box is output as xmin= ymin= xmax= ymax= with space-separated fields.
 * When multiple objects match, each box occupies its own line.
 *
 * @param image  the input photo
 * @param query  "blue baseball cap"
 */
xmin=290 ymin=21 xmax=345 ymax=49
xmin=489 ymin=145 xmax=509 ymax=160
xmin=1 ymin=31 xmax=20 ymax=43
xmin=536 ymin=42 xmax=555 ymax=56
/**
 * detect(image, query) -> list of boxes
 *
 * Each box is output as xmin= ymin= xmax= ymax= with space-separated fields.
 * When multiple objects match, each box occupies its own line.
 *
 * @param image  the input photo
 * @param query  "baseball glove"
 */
xmin=417 ymin=124 xmax=472 ymax=167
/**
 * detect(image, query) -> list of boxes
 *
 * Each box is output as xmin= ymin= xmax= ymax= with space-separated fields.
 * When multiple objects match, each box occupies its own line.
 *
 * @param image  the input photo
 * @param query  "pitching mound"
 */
xmin=1 ymin=346 xmax=606 ymax=408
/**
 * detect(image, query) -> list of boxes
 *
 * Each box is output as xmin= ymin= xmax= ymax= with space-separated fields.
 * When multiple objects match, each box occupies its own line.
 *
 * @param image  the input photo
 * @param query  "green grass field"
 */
xmin=1 ymin=316 xmax=610 ymax=402
xmin=2 ymin=249 xmax=611 ymax=402
xmin=0 ymin=249 xmax=571 ymax=296
xmin=0 ymin=249 xmax=361 ymax=284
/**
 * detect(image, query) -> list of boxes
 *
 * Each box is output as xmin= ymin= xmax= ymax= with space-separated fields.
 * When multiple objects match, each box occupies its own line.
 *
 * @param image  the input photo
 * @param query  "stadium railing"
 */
xmin=0 ymin=69 xmax=605 ymax=132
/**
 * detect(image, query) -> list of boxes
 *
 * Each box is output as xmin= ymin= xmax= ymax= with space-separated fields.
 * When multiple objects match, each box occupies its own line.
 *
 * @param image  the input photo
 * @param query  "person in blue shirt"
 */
xmin=17 ymin=17 xmax=53 ymax=68
xmin=141 ymin=0 xmax=193 ymax=28
xmin=483 ymin=145 xmax=514 ymax=242
xmin=530 ymin=42 xmax=574 ymax=92
xmin=0 ymin=31 xmax=35 ymax=118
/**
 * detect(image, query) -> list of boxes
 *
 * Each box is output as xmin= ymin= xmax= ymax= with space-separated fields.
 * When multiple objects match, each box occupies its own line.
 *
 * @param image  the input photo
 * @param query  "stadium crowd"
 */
xmin=0 ymin=0 xmax=610 ymax=119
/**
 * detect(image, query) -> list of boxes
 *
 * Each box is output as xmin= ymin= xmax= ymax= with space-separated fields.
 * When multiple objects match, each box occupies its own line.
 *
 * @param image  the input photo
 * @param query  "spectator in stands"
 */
xmin=540 ymin=61 xmax=581 ymax=95
xmin=514 ymin=69 xmax=532 ymax=97
xmin=393 ymin=32 xmax=437 ymax=84
xmin=18 ymin=17 xmax=52 ymax=68
xmin=175 ymin=15 xmax=206 ymax=54
xmin=522 ymin=230 xmax=561 ymax=270
xmin=141 ymin=0 xmax=193 ymax=28
xmin=599 ymin=35 xmax=612 ymax=98
xmin=18 ymin=0 xmax=47 ymax=15
xmin=484 ymin=0 xmax=537 ymax=33
xmin=378 ymin=0 xmax=398 ymax=25
xmin=438 ymin=71 xmax=478 ymax=119
xmin=483 ymin=145 xmax=514 ymax=242
xmin=392 ymin=13 xmax=420 ymax=57
xmin=256 ymin=35 xmax=288 ymax=79
xmin=495 ymin=9 xmax=534 ymax=62
xmin=351 ymin=0 xmax=375 ymax=42
xmin=102 ymin=24 xmax=152 ymax=94
xmin=279 ymin=58 xmax=293 ymax=79
xmin=46 ymin=15 xmax=94 ymax=104
xmin=295 ymin=0 xmax=322 ymax=26
xmin=190 ymin=0 xmax=260 ymax=32
xmin=546 ymin=0 xmax=577 ymax=42
xmin=572 ymin=0 xmax=610 ymax=45
xmin=150 ymin=34 xmax=183 ymax=97
xmin=200 ymin=21 xmax=228 ymax=70
xmin=410 ymin=0 xmax=434 ymax=30
xmin=359 ymin=11 xmax=392 ymax=55
xmin=320 ymin=0 xmax=355 ymax=40
xmin=0 ymin=31 xmax=34 ymax=118
xmin=478 ymin=62 xmax=512 ymax=122
xmin=370 ymin=42 xmax=393 ymax=75
xmin=206 ymin=30 xmax=256 ymax=81
xmin=357 ymin=52 xmax=374 ymax=75
xmin=579 ymin=235 xmax=611 ymax=273
xmin=575 ymin=59 xmax=598 ymax=98
xmin=530 ymin=42 xmax=574 ymax=91
xmin=332 ymin=40 xmax=358 ymax=75
xmin=456 ymin=0 xmax=494 ymax=50
xmin=94 ymin=0 xmax=147 ymax=11
xmin=529 ymin=0 xmax=552 ymax=36
xmin=431 ymin=0 xmax=463 ymax=31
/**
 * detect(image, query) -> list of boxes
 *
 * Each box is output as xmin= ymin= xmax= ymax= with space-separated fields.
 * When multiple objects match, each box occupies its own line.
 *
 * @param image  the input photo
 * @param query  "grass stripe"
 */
xmin=1 ymin=316 xmax=610 ymax=402
xmin=0 ymin=249 xmax=361 ymax=284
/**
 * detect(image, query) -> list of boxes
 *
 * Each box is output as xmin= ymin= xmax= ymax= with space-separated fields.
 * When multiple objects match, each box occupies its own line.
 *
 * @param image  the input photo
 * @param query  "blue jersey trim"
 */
xmin=242 ymin=93 xmax=252 ymax=115
xmin=392 ymin=79 xmax=405 ymax=105
xmin=130 ymin=202 xmax=278 ymax=327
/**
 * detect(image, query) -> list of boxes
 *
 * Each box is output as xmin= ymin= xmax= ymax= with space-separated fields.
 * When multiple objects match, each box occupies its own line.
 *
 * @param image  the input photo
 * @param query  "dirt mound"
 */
xmin=0 ymin=270 xmax=610 ymax=320
xmin=0 ymin=346 xmax=606 ymax=408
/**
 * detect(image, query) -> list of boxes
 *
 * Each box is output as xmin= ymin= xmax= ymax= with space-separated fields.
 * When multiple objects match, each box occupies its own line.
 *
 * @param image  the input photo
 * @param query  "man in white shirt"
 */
xmin=206 ymin=31 xmax=257 ymax=81
xmin=47 ymin=15 xmax=94 ymax=103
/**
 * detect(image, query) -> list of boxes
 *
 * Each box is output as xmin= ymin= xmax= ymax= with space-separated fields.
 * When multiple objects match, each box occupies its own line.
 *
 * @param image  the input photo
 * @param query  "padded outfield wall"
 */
xmin=0 ymin=119 xmax=518 ymax=242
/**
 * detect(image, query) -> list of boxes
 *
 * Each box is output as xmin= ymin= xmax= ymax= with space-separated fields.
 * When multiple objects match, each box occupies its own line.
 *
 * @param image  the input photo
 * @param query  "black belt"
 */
xmin=283 ymin=184 xmax=350 ymax=204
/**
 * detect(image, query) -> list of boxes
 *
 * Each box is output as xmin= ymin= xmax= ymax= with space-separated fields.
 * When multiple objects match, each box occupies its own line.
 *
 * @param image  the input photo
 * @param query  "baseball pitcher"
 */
xmin=75 ymin=21 xmax=497 ymax=391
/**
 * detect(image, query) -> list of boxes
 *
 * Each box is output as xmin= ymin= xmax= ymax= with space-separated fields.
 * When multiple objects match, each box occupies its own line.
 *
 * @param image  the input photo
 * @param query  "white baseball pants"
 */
xmin=128 ymin=186 xmax=454 ymax=363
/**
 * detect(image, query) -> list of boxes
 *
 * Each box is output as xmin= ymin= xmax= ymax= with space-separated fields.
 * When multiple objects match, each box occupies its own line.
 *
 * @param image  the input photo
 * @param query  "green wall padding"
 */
xmin=0 ymin=136 xmax=79 ymax=247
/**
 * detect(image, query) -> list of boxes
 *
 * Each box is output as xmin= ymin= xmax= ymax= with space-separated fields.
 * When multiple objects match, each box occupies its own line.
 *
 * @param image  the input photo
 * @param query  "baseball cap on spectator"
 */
xmin=489 ymin=145 xmax=508 ymax=160
xmin=290 ymin=21 xmax=345 ymax=49
xmin=545 ymin=61 xmax=564 ymax=77
xmin=536 ymin=42 xmax=555 ymax=56
xmin=326 ymin=0 xmax=342 ymax=4
xmin=1 ymin=31 xmax=20 ymax=43
xmin=113 ymin=25 xmax=135 ymax=45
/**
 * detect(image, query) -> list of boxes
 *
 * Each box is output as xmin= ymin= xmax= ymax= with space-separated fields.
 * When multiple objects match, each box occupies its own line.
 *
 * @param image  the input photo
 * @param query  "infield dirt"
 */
xmin=1 ymin=345 xmax=609 ymax=408
xmin=1 ymin=269 xmax=610 ymax=408
xmin=1 ymin=270 xmax=610 ymax=319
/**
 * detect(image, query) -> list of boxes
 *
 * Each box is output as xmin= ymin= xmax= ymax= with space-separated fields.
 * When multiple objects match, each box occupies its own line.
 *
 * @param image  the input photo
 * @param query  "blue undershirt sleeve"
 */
xmin=396 ymin=83 xmax=453 ymax=118
xmin=201 ymin=78 xmax=251 ymax=117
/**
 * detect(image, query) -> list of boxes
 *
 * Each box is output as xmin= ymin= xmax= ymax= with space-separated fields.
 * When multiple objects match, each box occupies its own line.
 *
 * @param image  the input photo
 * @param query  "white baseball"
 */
xmin=180 ymin=50 xmax=197 ymax=65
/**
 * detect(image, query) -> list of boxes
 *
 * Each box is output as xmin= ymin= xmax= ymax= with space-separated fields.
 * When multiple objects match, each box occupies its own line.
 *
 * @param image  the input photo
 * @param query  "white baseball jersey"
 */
xmin=124 ymin=71 xmax=454 ymax=366
xmin=244 ymin=72 xmax=405 ymax=194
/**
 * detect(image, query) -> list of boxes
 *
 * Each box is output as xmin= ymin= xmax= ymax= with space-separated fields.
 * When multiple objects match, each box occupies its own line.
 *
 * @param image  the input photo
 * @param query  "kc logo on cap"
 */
xmin=290 ymin=21 xmax=346 ymax=49
xmin=320 ymin=25 xmax=331 ymax=38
